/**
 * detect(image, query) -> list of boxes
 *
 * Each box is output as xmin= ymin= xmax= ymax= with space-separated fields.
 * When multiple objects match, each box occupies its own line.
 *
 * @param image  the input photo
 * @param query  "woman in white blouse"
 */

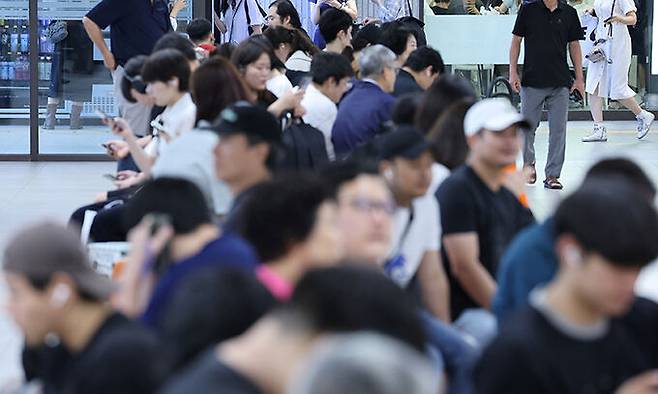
xmin=582 ymin=0 xmax=654 ymax=142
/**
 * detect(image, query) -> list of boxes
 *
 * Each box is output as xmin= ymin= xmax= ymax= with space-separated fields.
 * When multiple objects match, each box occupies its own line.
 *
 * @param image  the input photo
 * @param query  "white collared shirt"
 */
xmin=145 ymin=93 xmax=197 ymax=157
xmin=301 ymin=83 xmax=338 ymax=160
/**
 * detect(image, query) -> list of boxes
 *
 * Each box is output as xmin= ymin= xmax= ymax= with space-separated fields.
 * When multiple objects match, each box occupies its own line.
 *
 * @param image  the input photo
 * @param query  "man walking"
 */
xmin=509 ymin=0 xmax=584 ymax=190
xmin=83 ymin=0 xmax=172 ymax=130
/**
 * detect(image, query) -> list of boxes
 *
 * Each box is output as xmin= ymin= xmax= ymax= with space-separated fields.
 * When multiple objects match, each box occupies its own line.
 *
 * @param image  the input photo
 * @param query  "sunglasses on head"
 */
xmin=124 ymin=73 xmax=147 ymax=94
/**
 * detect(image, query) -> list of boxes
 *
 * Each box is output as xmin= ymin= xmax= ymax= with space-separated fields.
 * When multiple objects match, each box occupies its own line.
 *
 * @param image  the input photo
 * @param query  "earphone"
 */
xmin=50 ymin=284 xmax=71 ymax=307
xmin=564 ymin=246 xmax=583 ymax=266
xmin=384 ymin=168 xmax=394 ymax=181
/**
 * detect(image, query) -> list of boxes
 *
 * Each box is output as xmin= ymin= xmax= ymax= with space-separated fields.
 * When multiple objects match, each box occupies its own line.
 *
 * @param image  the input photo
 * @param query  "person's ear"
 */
xmin=47 ymin=273 xmax=76 ymax=308
xmin=379 ymin=161 xmax=393 ymax=181
xmin=168 ymin=78 xmax=180 ymax=89
xmin=556 ymin=235 xmax=584 ymax=268
xmin=284 ymin=15 xmax=291 ymax=26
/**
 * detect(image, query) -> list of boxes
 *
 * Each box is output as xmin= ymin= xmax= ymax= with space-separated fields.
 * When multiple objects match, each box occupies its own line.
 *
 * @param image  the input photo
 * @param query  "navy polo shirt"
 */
xmin=86 ymin=0 xmax=172 ymax=66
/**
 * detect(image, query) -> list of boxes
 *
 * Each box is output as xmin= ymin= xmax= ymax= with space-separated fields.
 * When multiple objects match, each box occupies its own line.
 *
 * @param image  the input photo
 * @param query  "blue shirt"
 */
xmin=142 ymin=234 xmax=259 ymax=329
xmin=492 ymin=217 xmax=557 ymax=321
xmin=86 ymin=0 xmax=171 ymax=66
xmin=331 ymin=80 xmax=395 ymax=157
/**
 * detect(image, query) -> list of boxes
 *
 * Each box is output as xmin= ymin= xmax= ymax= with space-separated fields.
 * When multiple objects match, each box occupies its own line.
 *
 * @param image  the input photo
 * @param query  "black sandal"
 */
xmin=543 ymin=177 xmax=563 ymax=190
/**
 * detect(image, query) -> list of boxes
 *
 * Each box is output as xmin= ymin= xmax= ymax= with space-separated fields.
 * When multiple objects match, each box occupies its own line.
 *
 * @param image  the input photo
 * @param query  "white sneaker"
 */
xmin=637 ymin=110 xmax=654 ymax=140
xmin=582 ymin=124 xmax=607 ymax=142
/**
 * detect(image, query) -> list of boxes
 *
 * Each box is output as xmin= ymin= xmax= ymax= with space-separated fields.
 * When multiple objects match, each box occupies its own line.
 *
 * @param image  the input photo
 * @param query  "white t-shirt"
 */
xmin=301 ymin=83 xmax=338 ymax=160
xmin=429 ymin=163 xmax=451 ymax=195
xmin=386 ymin=194 xmax=441 ymax=288
xmin=144 ymin=93 xmax=197 ymax=157
xmin=266 ymin=73 xmax=293 ymax=98
xmin=153 ymin=129 xmax=232 ymax=215
xmin=222 ymin=0 xmax=265 ymax=44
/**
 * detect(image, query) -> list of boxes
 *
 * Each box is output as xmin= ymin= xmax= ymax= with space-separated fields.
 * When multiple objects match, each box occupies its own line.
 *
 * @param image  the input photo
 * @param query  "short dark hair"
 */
xmin=269 ymin=0 xmax=303 ymax=29
xmin=584 ymin=158 xmax=656 ymax=201
xmin=377 ymin=22 xmax=415 ymax=57
xmin=191 ymin=56 xmax=248 ymax=123
xmin=415 ymin=74 xmax=477 ymax=134
xmin=121 ymin=55 xmax=148 ymax=103
xmin=236 ymin=175 xmax=334 ymax=262
xmin=392 ymin=93 xmax=422 ymax=126
xmin=290 ymin=265 xmax=427 ymax=352
xmin=555 ymin=178 xmax=658 ymax=267
xmin=310 ymin=51 xmax=353 ymax=85
xmin=428 ymin=99 xmax=474 ymax=169
xmin=319 ymin=9 xmax=352 ymax=43
xmin=152 ymin=32 xmax=197 ymax=62
xmin=404 ymin=46 xmax=444 ymax=75
xmin=186 ymin=18 xmax=213 ymax=44
xmin=351 ymin=24 xmax=382 ymax=52
xmin=123 ymin=178 xmax=212 ymax=235
xmin=142 ymin=48 xmax=191 ymax=92
xmin=320 ymin=159 xmax=380 ymax=196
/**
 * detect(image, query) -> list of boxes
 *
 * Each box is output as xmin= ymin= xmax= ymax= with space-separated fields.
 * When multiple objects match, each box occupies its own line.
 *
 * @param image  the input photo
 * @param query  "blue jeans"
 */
xmin=454 ymin=308 xmax=498 ymax=348
xmin=419 ymin=310 xmax=479 ymax=394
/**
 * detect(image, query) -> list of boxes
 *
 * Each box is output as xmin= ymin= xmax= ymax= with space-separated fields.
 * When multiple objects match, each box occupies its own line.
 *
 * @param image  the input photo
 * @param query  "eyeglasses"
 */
xmin=347 ymin=197 xmax=396 ymax=216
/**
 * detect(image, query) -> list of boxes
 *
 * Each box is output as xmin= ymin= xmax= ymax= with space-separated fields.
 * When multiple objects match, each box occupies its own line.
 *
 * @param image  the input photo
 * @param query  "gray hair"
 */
xmin=359 ymin=44 xmax=397 ymax=80
xmin=288 ymin=332 xmax=442 ymax=394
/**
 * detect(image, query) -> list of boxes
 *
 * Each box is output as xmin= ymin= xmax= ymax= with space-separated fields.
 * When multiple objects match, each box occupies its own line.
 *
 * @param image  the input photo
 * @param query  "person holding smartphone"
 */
xmin=582 ymin=0 xmax=655 ymax=142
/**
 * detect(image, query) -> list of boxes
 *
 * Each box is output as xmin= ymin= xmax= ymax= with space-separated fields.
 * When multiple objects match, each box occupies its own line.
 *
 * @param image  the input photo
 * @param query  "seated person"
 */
xmin=114 ymin=178 xmax=259 ymax=330
xmin=377 ymin=22 xmax=418 ymax=66
xmin=476 ymin=179 xmax=658 ymax=393
xmin=301 ymin=52 xmax=354 ymax=160
xmin=332 ymin=45 xmax=397 ymax=157
xmin=394 ymin=46 xmax=444 ymax=97
xmin=493 ymin=158 xmax=657 ymax=320
xmin=186 ymin=18 xmax=216 ymax=56
xmin=4 ymin=222 xmax=164 ymax=394
xmin=158 ymin=266 xmax=433 ymax=393
xmin=319 ymin=9 xmax=353 ymax=54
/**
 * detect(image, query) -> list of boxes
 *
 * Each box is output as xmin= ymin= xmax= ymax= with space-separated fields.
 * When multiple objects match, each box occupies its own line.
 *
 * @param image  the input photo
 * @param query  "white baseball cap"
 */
xmin=464 ymin=98 xmax=529 ymax=137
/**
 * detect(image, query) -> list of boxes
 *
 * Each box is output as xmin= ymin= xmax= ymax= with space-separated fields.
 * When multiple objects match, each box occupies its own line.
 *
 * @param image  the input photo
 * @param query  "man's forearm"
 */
xmin=82 ymin=17 xmax=110 ymax=55
xmin=569 ymin=42 xmax=584 ymax=80
xmin=509 ymin=39 xmax=521 ymax=74
xmin=453 ymin=260 xmax=497 ymax=309
xmin=417 ymin=252 xmax=451 ymax=322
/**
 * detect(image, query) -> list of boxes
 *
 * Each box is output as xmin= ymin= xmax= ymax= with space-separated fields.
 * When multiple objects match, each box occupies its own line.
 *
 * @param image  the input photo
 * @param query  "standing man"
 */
xmin=509 ymin=0 xmax=584 ymax=190
xmin=83 ymin=0 xmax=172 ymax=131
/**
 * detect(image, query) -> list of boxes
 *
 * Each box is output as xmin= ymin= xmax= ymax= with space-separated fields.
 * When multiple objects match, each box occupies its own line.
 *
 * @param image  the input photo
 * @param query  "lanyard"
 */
xmin=392 ymin=205 xmax=415 ymax=257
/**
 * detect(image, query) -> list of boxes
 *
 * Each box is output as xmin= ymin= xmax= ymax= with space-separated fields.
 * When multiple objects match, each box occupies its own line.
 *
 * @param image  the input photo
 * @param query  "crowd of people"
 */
xmin=2 ymin=0 xmax=658 ymax=393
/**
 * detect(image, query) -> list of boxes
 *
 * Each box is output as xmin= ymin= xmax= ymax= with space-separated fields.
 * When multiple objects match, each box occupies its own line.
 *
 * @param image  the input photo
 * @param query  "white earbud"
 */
xmin=50 ymin=284 xmax=71 ymax=307
xmin=564 ymin=246 xmax=582 ymax=266
xmin=384 ymin=168 xmax=394 ymax=181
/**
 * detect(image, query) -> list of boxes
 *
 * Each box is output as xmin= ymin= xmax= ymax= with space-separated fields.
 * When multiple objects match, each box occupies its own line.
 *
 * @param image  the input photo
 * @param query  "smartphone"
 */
xmin=103 ymin=173 xmax=118 ymax=181
xmin=603 ymin=16 xmax=613 ymax=24
xmin=144 ymin=213 xmax=173 ymax=275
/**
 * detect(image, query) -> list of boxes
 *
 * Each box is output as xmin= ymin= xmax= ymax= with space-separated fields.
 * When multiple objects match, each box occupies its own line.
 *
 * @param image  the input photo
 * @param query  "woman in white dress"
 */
xmin=582 ymin=0 xmax=654 ymax=142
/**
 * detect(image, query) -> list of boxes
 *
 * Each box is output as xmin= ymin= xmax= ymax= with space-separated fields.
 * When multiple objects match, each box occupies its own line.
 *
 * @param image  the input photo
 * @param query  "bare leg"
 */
xmin=589 ymin=93 xmax=604 ymax=123
xmin=618 ymin=97 xmax=643 ymax=116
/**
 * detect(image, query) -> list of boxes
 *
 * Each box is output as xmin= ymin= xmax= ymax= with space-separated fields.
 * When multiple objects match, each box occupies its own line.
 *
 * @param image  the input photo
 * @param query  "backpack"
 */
xmin=281 ymin=118 xmax=330 ymax=171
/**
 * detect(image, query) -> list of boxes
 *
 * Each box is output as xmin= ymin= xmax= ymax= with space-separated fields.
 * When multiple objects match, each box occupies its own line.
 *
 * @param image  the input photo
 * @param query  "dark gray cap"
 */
xmin=3 ymin=222 xmax=115 ymax=300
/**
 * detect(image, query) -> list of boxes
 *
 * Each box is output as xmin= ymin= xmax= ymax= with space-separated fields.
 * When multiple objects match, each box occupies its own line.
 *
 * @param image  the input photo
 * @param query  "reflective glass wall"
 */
xmin=0 ymin=0 xmax=196 ymax=158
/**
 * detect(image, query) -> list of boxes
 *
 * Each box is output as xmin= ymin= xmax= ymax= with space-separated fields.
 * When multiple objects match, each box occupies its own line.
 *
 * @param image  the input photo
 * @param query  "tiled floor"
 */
xmin=0 ymin=121 xmax=657 ymax=385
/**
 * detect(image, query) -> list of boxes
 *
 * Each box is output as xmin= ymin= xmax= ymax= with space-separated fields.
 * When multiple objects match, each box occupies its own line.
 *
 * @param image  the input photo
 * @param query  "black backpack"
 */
xmin=281 ymin=118 xmax=330 ymax=171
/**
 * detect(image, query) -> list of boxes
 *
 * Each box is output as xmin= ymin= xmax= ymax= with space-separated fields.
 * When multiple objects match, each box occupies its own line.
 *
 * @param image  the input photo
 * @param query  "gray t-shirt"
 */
xmin=152 ymin=129 xmax=232 ymax=215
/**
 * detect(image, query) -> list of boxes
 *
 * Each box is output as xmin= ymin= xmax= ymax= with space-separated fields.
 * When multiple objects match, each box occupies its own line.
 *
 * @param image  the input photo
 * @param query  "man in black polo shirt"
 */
xmin=437 ymin=99 xmax=535 ymax=325
xmin=509 ymin=0 xmax=584 ymax=190
xmin=83 ymin=0 xmax=172 ymax=133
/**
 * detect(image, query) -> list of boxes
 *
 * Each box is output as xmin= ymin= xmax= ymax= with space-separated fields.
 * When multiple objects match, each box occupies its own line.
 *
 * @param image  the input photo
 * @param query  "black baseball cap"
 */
xmin=378 ymin=126 xmax=430 ymax=160
xmin=210 ymin=101 xmax=282 ymax=144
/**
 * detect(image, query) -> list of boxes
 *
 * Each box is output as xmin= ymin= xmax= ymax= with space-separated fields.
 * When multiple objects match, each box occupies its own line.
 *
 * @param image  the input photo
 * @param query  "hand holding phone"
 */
xmin=95 ymin=109 xmax=115 ymax=127
xmin=103 ymin=173 xmax=118 ymax=181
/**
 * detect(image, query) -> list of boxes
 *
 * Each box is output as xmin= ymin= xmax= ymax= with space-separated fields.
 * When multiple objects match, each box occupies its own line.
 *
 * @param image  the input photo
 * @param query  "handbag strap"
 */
xmin=607 ymin=0 xmax=616 ymax=37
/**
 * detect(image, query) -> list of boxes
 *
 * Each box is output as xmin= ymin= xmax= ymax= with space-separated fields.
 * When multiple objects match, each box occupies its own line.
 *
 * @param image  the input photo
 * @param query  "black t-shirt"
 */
xmin=475 ymin=298 xmax=658 ymax=394
xmin=159 ymin=350 xmax=262 ymax=394
xmin=512 ymin=1 xmax=583 ymax=88
xmin=23 ymin=312 xmax=165 ymax=394
xmin=86 ymin=0 xmax=171 ymax=66
xmin=161 ymin=268 xmax=277 ymax=370
xmin=436 ymin=165 xmax=535 ymax=320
